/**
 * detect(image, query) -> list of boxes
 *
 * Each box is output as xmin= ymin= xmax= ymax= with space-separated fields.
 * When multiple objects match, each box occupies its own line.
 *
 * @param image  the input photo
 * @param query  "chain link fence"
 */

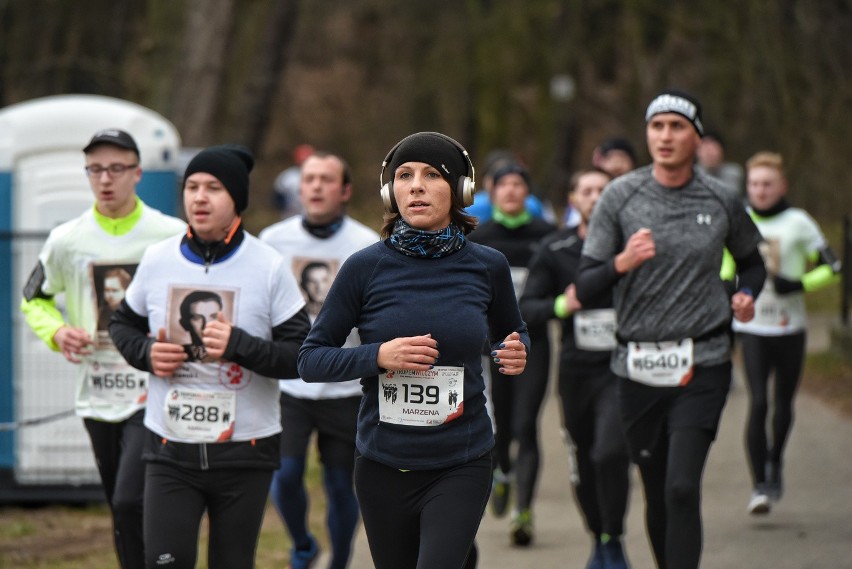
xmin=1 ymin=231 xmax=101 ymax=502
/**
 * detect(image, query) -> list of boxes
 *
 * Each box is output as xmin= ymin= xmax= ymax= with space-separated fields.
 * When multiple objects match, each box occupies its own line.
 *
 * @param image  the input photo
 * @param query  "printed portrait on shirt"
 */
xmin=91 ymin=263 xmax=137 ymax=343
xmin=758 ymin=238 xmax=781 ymax=277
xmin=166 ymin=286 xmax=238 ymax=362
xmin=291 ymin=257 xmax=340 ymax=320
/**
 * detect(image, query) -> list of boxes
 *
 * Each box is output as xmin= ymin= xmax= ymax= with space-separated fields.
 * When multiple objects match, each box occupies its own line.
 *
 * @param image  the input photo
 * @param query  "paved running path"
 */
xmin=336 ymin=315 xmax=852 ymax=568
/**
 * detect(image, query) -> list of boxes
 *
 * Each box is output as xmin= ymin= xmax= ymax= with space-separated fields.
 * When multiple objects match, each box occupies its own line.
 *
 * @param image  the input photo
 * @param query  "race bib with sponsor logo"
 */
xmin=574 ymin=309 xmax=617 ymax=351
xmin=87 ymin=348 xmax=147 ymax=406
xmin=626 ymin=339 xmax=694 ymax=387
xmin=163 ymin=388 xmax=236 ymax=442
xmin=379 ymin=366 xmax=464 ymax=427
xmin=753 ymin=295 xmax=791 ymax=328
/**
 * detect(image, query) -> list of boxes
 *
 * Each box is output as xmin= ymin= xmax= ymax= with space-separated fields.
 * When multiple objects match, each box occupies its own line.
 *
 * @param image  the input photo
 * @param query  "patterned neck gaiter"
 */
xmin=389 ymin=218 xmax=466 ymax=258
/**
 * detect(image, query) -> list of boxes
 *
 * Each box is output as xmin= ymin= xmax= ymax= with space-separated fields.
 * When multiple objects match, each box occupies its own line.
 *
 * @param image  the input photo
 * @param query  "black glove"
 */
xmin=773 ymin=275 xmax=803 ymax=295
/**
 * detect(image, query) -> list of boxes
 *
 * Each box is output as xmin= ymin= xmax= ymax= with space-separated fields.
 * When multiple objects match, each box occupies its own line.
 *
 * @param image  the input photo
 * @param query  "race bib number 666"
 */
xmin=626 ymin=339 xmax=694 ymax=387
xmin=87 ymin=348 xmax=147 ymax=406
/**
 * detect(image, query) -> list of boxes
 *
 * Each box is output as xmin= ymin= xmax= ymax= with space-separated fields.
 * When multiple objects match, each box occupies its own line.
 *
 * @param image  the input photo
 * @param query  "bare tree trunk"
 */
xmin=231 ymin=0 xmax=299 ymax=151
xmin=169 ymin=0 xmax=235 ymax=146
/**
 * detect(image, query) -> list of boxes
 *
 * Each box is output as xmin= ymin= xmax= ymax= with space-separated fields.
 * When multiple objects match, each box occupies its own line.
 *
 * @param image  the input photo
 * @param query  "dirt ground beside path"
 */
xmin=0 ymin=503 xmax=293 ymax=569
xmin=0 ymin=505 xmax=114 ymax=568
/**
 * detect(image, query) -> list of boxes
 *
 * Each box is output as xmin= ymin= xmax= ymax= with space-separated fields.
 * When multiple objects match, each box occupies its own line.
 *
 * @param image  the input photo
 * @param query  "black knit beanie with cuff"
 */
xmin=183 ymin=144 xmax=255 ymax=213
xmin=490 ymin=162 xmax=532 ymax=192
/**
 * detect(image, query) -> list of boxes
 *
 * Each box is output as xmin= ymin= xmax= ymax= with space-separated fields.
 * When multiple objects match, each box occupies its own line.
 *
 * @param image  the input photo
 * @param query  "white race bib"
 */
xmin=754 ymin=295 xmax=790 ymax=328
xmin=163 ymin=388 xmax=236 ymax=442
xmin=626 ymin=339 xmax=694 ymax=387
xmin=87 ymin=348 xmax=147 ymax=406
xmin=574 ymin=309 xmax=617 ymax=351
xmin=379 ymin=366 xmax=464 ymax=427
xmin=510 ymin=267 xmax=529 ymax=298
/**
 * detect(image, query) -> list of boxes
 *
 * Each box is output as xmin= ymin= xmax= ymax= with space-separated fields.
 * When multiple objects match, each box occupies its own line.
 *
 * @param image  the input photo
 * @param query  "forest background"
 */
xmin=2 ymin=2 xmax=852 ymax=566
xmin=2 ymin=0 xmax=851 ymax=232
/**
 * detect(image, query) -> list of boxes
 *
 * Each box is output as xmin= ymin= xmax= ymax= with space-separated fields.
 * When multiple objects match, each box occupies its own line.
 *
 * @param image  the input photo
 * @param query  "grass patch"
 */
xmin=0 ymin=520 xmax=35 ymax=539
xmin=804 ymin=282 xmax=841 ymax=314
xmin=802 ymin=350 xmax=852 ymax=419
xmin=0 ymin=449 xmax=332 ymax=569
xmin=0 ymin=504 xmax=116 ymax=569
xmin=804 ymin=218 xmax=846 ymax=314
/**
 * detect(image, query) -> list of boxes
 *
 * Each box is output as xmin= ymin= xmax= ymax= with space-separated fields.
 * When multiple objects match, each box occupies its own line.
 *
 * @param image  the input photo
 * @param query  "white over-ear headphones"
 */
xmin=379 ymin=132 xmax=476 ymax=213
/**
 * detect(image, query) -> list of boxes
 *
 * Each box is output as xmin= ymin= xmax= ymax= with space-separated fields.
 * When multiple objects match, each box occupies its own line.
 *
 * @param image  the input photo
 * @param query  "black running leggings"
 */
xmin=490 ymin=330 xmax=550 ymax=510
xmin=637 ymin=428 xmax=713 ymax=569
xmin=558 ymin=369 xmax=631 ymax=538
xmin=84 ymin=410 xmax=146 ymax=569
xmin=739 ymin=332 xmax=806 ymax=483
xmin=144 ymin=462 xmax=273 ymax=569
xmin=354 ymin=453 xmax=491 ymax=569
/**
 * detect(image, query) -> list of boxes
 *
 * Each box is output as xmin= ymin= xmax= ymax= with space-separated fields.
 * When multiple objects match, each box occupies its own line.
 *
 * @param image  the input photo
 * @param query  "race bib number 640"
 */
xmin=626 ymin=339 xmax=694 ymax=387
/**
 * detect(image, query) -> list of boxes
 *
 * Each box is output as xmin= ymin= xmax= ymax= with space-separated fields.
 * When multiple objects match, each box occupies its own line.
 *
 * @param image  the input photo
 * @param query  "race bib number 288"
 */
xmin=163 ymin=388 xmax=236 ymax=442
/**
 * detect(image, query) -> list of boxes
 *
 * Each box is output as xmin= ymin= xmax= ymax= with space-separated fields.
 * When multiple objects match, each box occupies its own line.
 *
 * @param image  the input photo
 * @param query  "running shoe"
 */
xmin=765 ymin=460 xmax=783 ymax=501
xmin=586 ymin=540 xmax=604 ymax=569
xmin=287 ymin=535 xmax=319 ymax=569
xmin=747 ymin=487 xmax=771 ymax=515
xmin=490 ymin=468 xmax=512 ymax=518
xmin=600 ymin=536 xmax=630 ymax=569
xmin=510 ymin=509 xmax=534 ymax=546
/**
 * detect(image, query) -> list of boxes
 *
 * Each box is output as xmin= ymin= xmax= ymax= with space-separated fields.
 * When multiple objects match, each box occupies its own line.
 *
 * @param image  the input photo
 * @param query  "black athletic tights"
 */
xmin=144 ymin=463 xmax=273 ymax=569
xmin=739 ymin=332 xmax=806 ymax=483
xmin=637 ymin=428 xmax=713 ymax=569
xmin=490 ymin=330 xmax=550 ymax=510
xmin=559 ymin=372 xmax=630 ymax=538
xmin=354 ymin=453 xmax=491 ymax=569
xmin=84 ymin=410 xmax=146 ymax=569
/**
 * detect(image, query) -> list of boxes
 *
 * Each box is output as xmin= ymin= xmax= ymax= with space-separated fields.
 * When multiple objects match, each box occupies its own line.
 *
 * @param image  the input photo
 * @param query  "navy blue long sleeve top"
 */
xmin=298 ymin=240 xmax=530 ymax=470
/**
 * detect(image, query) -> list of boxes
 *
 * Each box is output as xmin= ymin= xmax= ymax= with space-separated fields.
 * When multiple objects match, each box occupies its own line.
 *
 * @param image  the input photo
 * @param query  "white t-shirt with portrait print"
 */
xmin=259 ymin=215 xmax=379 ymax=399
xmin=733 ymin=207 xmax=828 ymax=336
xmin=124 ymin=233 xmax=305 ymax=442
xmin=32 ymin=204 xmax=185 ymax=422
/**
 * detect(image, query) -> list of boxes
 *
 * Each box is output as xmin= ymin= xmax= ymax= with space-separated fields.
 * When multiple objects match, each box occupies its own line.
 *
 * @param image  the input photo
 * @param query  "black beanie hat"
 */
xmin=645 ymin=89 xmax=704 ymax=136
xmin=598 ymin=137 xmax=637 ymax=162
xmin=183 ymin=144 xmax=255 ymax=213
xmin=490 ymin=162 xmax=532 ymax=192
xmin=387 ymin=132 xmax=468 ymax=192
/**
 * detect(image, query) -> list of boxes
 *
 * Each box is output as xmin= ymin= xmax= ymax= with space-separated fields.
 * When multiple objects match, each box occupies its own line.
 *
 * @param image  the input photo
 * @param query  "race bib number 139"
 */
xmin=379 ymin=366 xmax=464 ymax=427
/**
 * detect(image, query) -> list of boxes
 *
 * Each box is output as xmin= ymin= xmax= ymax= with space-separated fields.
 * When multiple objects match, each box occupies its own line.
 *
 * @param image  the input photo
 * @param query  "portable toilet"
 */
xmin=0 ymin=94 xmax=182 ymax=501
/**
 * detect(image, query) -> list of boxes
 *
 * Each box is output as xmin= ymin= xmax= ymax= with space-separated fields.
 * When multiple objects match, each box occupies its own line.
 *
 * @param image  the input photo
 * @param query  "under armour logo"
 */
xmin=696 ymin=213 xmax=712 ymax=225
